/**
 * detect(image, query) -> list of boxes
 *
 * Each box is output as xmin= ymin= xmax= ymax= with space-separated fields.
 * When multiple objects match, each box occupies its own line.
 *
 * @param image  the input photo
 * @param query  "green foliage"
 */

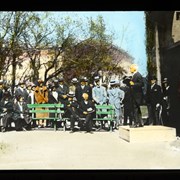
xmin=0 ymin=12 xmax=129 ymax=85
xmin=145 ymin=12 xmax=156 ymax=77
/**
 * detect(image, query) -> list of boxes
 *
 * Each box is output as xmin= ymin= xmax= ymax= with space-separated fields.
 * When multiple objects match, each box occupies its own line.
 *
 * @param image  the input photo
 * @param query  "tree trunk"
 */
xmin=11 ymin=54 xmax=16 ymax=95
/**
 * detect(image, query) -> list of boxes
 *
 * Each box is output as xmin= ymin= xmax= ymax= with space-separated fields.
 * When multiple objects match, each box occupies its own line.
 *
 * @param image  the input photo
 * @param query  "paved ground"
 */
xmin=0 ymin=128 xmax=180 ymax=170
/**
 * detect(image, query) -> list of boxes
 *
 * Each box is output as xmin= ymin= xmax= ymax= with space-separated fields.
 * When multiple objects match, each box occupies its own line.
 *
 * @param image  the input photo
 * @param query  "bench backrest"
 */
xmin=27 ymin=103 xmax=65 ymax=117
xmin=27 ymin=103 xmax=64 ymax=109
xmin=95 ymin=104 xmax=115 ymax=117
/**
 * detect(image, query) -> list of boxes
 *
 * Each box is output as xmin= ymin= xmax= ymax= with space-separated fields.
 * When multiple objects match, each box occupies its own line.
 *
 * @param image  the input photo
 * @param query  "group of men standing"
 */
xmin=0 ymin=63 xmax=171 ymax=133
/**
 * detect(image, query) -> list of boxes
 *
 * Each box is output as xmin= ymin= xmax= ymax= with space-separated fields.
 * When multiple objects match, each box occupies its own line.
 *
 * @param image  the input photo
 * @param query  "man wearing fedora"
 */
xmin=69 ymin=78 xmax=79 ymax=95
xmin=161 ymin=77 xmax=171 ymax=126
xmin=15 ymin=80 xmax=29 ymax=103
xmin=146 ymin=75 xmax=163 ymax=125
xmin=56 ymin=77 xmax=69 ymax=105
xmin=107 ymin=80 xmax=125 ymax=129
xmin=75 ymin=77 xmax=92 ymax=103
xmin=92 ymin=76 xmax=107 ymax=105
xmin=122 ymin=76 xmax=134 ymax=126
xmin=63 ymin=91 xmax=80 ymax=133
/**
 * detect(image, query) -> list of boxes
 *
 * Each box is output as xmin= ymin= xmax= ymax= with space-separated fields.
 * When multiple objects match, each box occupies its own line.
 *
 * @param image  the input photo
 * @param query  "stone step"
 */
xmin=119 ymin=125 xmax=177 ymax=143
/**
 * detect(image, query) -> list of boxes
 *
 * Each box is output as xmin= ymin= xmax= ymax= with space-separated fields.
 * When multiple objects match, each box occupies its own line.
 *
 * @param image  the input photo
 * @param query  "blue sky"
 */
xmin=51 ymin=11 xmax=147 ymax=76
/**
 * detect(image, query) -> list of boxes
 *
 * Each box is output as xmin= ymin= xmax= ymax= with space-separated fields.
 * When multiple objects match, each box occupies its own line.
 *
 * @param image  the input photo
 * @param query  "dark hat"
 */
xmin=71 ymin=78 xmax=78 ymax=83
xmin=94 ymin=76 xmax=100 ymax=82
xmin=162 ymin=78 xmax=168 ymax=83
xmin=67 ymin=91 xmax=75 ymax=97
xmin=31 ymin=83 xmax=36 ymax=89
xmin=18 ymin=80 xmax=25 ymax=85
xmin=122 ymin=76 xmax=131 ymax=84
xmin=87 ymin=107 xmax=94 ymax=113
xmin=84 ymin=77 xmax=88 ymax=82
xmin=3 ymin=91 xmax=11 ymax=99
xmin=110 ymin=80 xmax=116 ymax=86
xmin=150 ymin=75 xmax=157 ymax=81
xmin=16 ymin=95 xmax=24 ymax=101
xmin=59 ymin=77 xmax=64 ymax=82
xmin=80 ymin=77 xmax=86 ymax=82
xmin=50 ymin=85 xmax=57 ymax=90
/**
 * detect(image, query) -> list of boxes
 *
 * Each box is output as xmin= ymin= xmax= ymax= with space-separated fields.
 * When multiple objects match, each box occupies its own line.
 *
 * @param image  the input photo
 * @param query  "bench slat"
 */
xmin=27 ymin=104 xmax=64 ymax=108
xmin=30 ymin=110 xmax=64 ymax=113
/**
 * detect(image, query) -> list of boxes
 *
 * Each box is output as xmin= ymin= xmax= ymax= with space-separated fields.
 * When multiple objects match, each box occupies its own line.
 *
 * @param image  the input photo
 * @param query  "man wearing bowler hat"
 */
xmin=64 ymin=91 xmax=80 ymax=133
xmin=161 ymin=77 xmax=171 ymax=126
xmin=75 ymin=76 xmax=92 ymax=103
xmin=15 ymin=80 xmax=29 ymax=103
xmin=146 ymin=75 xmax=163 ymax=125
xmin=56 ymin=77 xmax=69 ymax=105
xmin=69 ymin=78 xmax=79 ymax=95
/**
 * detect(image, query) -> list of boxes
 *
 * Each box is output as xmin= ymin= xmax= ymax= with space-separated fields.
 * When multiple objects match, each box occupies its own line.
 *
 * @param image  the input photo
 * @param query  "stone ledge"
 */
xmin=119 ymin=125 xmax=177 ymax=143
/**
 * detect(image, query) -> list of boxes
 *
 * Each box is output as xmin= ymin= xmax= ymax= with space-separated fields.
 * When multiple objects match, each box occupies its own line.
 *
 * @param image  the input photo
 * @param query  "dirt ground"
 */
xmin=0 ymin=128 xmax=180 ymax=170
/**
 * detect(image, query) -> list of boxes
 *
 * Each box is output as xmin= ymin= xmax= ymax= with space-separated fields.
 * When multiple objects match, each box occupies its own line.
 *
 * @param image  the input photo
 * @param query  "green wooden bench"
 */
xmin=27 ymin=103 xmax=64 ymax=131
xmin=93 ymin=104 xmax=116 ymax=131
xmin=62 ymin=104 xmax=116 ymax=132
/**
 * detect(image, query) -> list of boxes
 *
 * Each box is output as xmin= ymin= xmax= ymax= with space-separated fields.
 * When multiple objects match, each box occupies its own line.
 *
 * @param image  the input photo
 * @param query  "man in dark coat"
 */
xmin=78 ymin=93 xmax=96 ymax=133
xmin=15 ymin=81 xmax=29 ymax=103
xmin=63 ymin=91 xmax=80 ymax=133
xmin=161 ymin=77 xmax=171 ymax=126
xmin=129 ymin=64 xmax=144 ymax=127
xmin=146 ymin=76 xmax=163 ymax=125
xmin=75 ymin=77 xmax=92 ymax=103
xmin=56 ymin=77 xmax=69 ymax=105
xmin=122 ymin=76 xmax=134 ymax=126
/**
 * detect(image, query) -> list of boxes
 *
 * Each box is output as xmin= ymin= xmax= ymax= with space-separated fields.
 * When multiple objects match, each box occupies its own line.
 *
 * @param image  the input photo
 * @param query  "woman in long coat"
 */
xmin=34 ymin=79 xmax=49 ymax=128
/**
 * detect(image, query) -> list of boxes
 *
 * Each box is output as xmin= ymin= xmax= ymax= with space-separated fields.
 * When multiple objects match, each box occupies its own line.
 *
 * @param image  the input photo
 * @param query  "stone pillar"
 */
xmin=155 ymin=23 xmax=161 ymax=85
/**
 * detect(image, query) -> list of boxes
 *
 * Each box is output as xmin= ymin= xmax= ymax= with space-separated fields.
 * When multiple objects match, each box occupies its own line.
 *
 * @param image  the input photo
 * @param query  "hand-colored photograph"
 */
xmin=0 ymin=11 xmax=180 ymax=170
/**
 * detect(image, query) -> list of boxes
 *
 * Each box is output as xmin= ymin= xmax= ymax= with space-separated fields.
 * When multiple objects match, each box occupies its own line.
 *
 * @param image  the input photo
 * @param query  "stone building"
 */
xmin=3 ymin=45 xmax=133 ymax=85
xmin=146 ymin=11 xmax=180 ymax=135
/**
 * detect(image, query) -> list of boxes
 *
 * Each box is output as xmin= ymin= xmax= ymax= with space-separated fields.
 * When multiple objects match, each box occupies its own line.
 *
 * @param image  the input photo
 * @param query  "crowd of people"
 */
xmin=0 ymin=64 xmax=171 ymax=133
